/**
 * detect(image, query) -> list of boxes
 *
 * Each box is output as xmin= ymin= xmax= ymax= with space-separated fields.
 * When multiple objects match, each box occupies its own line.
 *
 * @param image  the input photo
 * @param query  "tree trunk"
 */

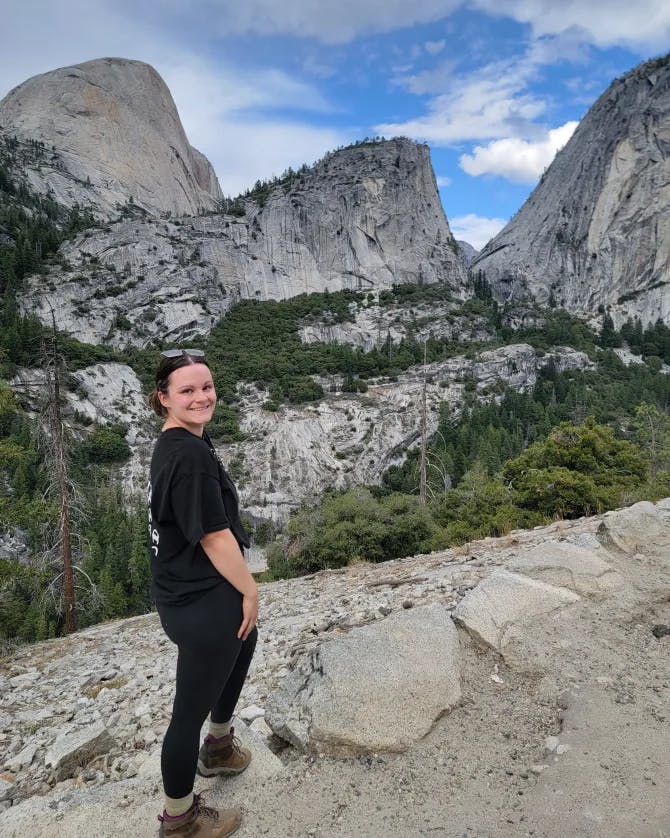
xmin=419 ymin=341 xmax=427 ymax=504
xmin=47 ymin=314 xmax=76 ymax=633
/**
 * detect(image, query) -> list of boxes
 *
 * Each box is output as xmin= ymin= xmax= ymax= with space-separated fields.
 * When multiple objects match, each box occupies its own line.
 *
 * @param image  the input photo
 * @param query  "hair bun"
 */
xmin=148 ymin=390 xmax=167 ymax=418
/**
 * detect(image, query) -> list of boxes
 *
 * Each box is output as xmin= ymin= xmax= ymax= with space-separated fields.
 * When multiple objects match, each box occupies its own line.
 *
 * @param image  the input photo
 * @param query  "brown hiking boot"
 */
xmin=157 ymin=793 xmax=242 ymax=837
xmin=197 ymin=728 xmax=252 ymax=777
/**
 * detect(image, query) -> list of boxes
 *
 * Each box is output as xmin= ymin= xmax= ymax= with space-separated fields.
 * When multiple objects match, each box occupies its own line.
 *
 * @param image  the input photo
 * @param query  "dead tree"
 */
xmin=41 ymin=309 xmax=76 ymax=632
xmin=419 ymin=341 xmax=428 ymax=504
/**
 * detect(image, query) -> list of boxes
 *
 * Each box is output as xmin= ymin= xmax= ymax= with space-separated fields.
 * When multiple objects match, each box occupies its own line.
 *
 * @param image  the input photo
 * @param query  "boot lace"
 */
xmin=205 ymin=727 xmax=245 ymax=755
xmin=229 ymin=731 xmax=246 ymax=756
xmin=193 ymin=793 xmax=219 ymax=821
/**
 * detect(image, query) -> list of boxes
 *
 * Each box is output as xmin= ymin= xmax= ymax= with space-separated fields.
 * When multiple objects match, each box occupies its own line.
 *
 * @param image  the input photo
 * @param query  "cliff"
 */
xmin=0 ymin=58 xmax=222 ymax=216
xmin=17 ymin=138 xmax=467 ymax=347
xmin=472 ymin=53 xmax=670 ymax=327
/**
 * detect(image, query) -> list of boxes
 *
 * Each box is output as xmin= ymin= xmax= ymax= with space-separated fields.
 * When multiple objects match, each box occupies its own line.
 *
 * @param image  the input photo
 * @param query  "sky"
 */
xmin=1 ymin=2 xmax=668 ymax=250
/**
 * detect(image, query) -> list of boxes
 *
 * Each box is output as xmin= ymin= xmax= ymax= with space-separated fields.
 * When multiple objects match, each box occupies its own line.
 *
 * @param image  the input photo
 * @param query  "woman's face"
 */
xmin=158 ymin=363 xmax=216 ymax=434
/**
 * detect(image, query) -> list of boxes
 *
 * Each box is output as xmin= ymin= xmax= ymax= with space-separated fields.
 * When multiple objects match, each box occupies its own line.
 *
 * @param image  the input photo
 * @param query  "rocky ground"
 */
xmin=1 ymin=501 xmax=669 ymax=837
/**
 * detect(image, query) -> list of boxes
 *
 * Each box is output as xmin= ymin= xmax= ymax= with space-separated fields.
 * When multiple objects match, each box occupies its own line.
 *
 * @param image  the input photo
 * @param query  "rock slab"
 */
xmin=452 ymin=569 xmax=579 ymax=656
xmin=508 ymin=540 xmax=623 ymax=596
xmin=44 ymin=722 xmax=115 ymax=780
xmin=597 ymin=501 xmax=670 ymax=555
xmin=5 ymin=743 xmax=38 ymax=772
xmin=266 ymin=603 xmax=461 ymax=754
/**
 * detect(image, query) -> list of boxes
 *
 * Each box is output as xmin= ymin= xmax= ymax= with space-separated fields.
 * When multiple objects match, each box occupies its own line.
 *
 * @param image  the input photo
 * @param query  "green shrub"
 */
xmin=277 ymin=487 xmax=441 ymax=575
xmin=83 ymin=425 xmax=130 ymax=463
xmin=503 ymin=418 xmax=648 ymax=517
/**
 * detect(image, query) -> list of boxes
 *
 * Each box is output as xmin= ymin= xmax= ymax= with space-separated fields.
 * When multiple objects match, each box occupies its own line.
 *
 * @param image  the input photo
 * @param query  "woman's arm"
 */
xmin=200 ymin=528 xmax=258 ymax=640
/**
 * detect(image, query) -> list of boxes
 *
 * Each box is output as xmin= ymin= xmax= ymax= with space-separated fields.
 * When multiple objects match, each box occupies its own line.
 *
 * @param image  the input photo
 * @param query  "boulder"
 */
xmin=0 ymin=778 xmax=14 ymax=801
xmin=44 ymin=722 xmax=115 ymax=781
xmin=597 ymin=501 xmax=670 ymax=555
xmin=5 ymin=743 xmax=38 ymax=772
xmin=508 ymin=541 xmax=623 ymax=596
xmin=266 ymin=604 xmax=461 ymax=754
xmin=452 ymin=569 xmax=579 ymax=656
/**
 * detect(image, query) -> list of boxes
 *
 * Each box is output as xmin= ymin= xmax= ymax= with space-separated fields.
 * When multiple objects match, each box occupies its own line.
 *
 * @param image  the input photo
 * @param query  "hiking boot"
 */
xmin=157 ymin=793 xmax=242 ymax=837
xmin=197 ymin=728 xmax=252 ymax=777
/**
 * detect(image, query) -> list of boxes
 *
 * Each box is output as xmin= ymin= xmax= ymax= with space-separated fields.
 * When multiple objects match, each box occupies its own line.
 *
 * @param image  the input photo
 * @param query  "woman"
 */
xmin=147 ymin=348 xmax=258 ymax=838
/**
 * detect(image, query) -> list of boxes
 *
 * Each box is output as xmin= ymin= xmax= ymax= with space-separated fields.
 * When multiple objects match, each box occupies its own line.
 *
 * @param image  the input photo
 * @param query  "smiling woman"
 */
xmin=146 ymin=349 xmax=259 ymax=837
xmin=157 ymin=359 xmax=217 ymax=436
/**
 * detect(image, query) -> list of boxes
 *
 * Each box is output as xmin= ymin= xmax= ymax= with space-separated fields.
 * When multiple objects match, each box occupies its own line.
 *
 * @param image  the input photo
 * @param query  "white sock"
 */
xmin=164 ymin=791 xmax=194 ymax=817
xmin=209 ymin=717 xmax=232 ymax=739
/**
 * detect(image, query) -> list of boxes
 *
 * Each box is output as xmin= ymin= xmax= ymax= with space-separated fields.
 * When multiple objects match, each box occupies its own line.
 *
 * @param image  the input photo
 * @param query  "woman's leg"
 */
xmin=210 ymin=627 xmax=258 ymax=724
xmin=159 ymin=583 xmax=248 ymax=799
xmin=163 ymin=642 xmax=245 ymax=797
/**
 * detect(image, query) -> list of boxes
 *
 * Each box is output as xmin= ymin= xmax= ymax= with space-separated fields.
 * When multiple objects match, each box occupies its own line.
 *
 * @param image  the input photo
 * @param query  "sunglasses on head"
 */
xmin=160 ymin=348 xmax=206 ymax=359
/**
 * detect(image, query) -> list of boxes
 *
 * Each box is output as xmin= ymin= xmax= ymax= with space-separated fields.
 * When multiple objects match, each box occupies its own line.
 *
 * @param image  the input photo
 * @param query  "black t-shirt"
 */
xmin=148 ymin=427 xmax=250 ymax=606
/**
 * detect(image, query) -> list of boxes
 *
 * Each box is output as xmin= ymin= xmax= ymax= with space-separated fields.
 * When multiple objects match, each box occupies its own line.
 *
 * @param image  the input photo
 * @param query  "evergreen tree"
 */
xmin=599 ymin=314 xmax=621 ymax=348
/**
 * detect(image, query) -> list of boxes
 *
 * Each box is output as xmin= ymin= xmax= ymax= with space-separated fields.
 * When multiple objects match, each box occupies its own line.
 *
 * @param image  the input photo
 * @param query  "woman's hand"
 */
xmin=238 ymin=590 xmax=259 ymax=641
xmin=199 ymin=529 xmax=259 ymax=641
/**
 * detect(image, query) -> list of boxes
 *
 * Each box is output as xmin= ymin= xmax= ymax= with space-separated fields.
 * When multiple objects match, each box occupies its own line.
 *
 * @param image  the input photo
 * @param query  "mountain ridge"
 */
xmin=16 ymin=136 xmax=468 ymax=347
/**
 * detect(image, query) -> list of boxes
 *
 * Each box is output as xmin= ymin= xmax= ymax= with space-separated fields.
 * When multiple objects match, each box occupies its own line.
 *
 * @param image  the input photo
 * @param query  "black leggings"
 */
xmin=157 ymin=581 xmax=258 ymax=799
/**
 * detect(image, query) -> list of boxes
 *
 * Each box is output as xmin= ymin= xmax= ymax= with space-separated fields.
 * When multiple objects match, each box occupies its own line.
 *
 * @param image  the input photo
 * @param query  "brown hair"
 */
xmin=147 ymin=352 xmax=211 ymax=418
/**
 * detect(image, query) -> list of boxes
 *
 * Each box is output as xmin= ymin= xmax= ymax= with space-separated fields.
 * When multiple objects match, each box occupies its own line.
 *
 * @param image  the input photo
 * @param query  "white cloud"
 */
xmin=396 ymin=59 xmax=455 ymax=95
xmin=158 ymin=58 xmax=350 ymax=195
xmin=379 ymin=58 xmax=547 ymax=142
xmin=0 ymin=0 xmax=145 ymax=95
xmin=302 ymin=54 xmax=338 ymax=79
xmin=473 ymin=0 xmax=670 ymax=50
xmin=436 ymin=175 xmax=452 ymax=187
xmin=525 ymin=31 xmax=591 ymax=65
xmin=380 ymin=28 xmax=595 ymax=151
xmin=450 ymin=214 xmax=507 ymax=250
xmin=176 ymin=0 xmax=462 ymax=44
xmin=459 ymin=120 xmax=578 ymax=182
xmin=164 ymin=61 xmax=333 ymax=123
xmin=425 ymin=39 xmax=446 ymax=55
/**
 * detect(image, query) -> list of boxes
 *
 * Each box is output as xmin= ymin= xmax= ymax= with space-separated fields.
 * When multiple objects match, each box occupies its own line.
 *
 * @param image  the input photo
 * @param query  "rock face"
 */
xmin=472 ymin=53 xmax=670 ymax=326
xmin=457 ymin=240 xmax=478 ymax=266
xmin=0 ymin=527 xmax=29 ymax=562
xmin=298 ymin=297 xmax=493 ymax=351
xmin=13 ymin=342 xmax=588 ymax=523
xmin=17 ymin=138 xmax=467 ymax=346
xmin=12 ymin=362 xmax=155 ymax=496
xmin=227 ymin=343 xmax=591 ymax=523
xmin=0 ymin=58 xmax=222 ymax=216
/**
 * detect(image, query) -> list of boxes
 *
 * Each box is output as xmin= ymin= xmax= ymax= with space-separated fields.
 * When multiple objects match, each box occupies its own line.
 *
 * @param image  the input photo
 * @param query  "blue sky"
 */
xmin=1 ymin=1 xmax=668 ymax=249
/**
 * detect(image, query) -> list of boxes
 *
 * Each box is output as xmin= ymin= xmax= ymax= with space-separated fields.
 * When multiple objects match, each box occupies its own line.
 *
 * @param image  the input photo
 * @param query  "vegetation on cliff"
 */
xmin=266 ymin=364 xmax=670 ymax=578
